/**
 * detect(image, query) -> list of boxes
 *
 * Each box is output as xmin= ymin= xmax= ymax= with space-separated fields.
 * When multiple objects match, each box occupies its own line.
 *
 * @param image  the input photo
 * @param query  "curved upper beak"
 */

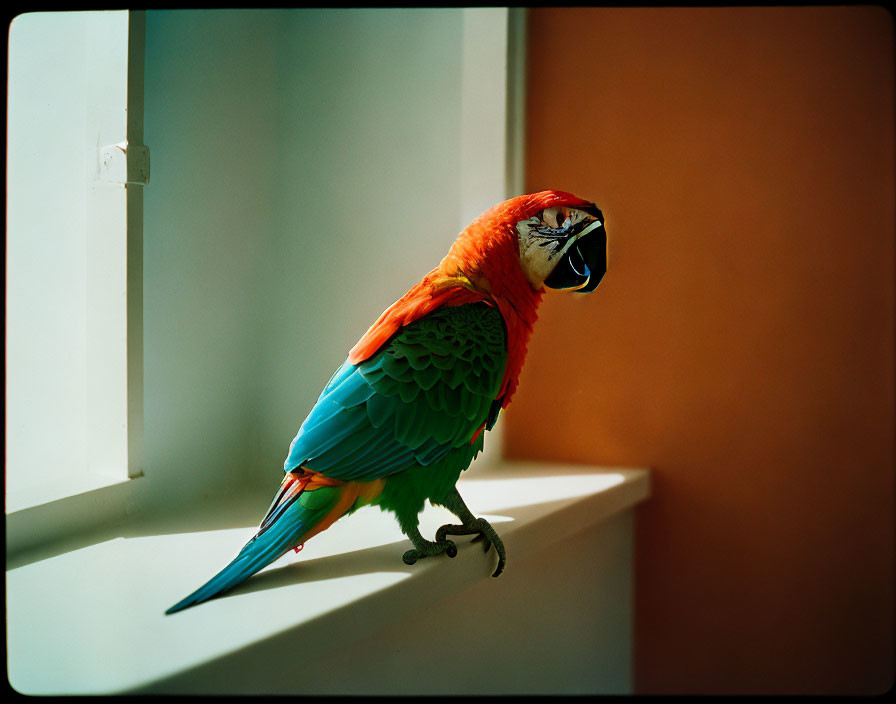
xmin=543 ymin=215 xmax=607 ymax=293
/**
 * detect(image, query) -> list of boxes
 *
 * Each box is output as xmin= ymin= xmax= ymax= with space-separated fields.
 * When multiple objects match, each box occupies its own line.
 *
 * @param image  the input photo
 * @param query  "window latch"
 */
xmin=99 ymin=140 xmax=150 ymax=186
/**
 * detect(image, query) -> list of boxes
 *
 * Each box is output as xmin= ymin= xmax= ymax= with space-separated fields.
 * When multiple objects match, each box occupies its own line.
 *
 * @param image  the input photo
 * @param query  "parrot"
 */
xmin=165 ymin=190 xmax=607 ymax=614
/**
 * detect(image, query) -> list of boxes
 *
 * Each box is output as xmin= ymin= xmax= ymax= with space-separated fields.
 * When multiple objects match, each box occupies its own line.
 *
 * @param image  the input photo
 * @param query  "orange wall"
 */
xmin=510 ymin=7 xmax=894 ymax=695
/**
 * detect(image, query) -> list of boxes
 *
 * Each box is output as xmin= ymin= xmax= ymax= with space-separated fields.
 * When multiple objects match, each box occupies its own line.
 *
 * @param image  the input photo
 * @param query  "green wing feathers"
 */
xmin=288 ymin=302 xmax=507 ymax=482
xmin=357 ymin=302 xmax=507 ymax=450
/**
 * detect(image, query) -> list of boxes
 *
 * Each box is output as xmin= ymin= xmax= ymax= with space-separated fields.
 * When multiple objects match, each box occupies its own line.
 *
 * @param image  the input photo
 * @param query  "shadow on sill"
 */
xmin=6 ymin=484 xmax=273 ymax=571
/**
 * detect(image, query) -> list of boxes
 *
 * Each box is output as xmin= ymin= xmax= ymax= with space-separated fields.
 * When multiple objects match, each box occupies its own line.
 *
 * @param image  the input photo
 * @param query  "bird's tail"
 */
xmin=165 ymin=470 xmax=352 ymax=614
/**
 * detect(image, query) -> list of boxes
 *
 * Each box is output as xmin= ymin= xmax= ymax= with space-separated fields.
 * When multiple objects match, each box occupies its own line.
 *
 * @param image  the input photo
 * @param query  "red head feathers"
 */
xmin=349 ymin=190 xmax=601 ymax=408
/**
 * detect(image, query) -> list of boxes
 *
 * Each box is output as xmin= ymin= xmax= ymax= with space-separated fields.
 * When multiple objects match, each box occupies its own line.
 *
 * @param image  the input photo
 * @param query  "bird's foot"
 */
xmin=402 ymin=537 xmax=457 ymax=566
xmin=435 ymin=517 xmax=506 ymax=577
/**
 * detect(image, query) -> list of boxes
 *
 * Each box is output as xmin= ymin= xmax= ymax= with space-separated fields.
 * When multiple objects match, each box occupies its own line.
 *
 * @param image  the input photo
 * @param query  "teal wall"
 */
xmin=143 ymin=10 xmax=465 ymax=503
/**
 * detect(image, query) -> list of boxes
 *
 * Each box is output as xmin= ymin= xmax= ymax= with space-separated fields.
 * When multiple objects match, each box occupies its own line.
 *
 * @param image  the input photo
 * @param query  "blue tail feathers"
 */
xmin=165 ymin=483 xmax=341 ymax=614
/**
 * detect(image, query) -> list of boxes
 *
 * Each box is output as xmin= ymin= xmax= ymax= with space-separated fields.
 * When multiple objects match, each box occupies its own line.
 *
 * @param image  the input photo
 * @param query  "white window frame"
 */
xmin=6 ymin=11 xmax=146 ymax=549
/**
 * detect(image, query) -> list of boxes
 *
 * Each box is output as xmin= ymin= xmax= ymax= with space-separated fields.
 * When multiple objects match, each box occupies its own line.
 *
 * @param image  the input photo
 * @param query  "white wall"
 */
xmin=142 ymin=10 xmax=280 ymax=505
xmin=142 ymin=9 xmax=471 ymax=503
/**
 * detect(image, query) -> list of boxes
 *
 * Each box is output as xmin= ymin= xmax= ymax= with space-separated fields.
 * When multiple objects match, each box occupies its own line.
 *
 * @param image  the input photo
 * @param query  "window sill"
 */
xmin=6 ymin=461 xmax=650 ymax=695
xmin=5 ymin=470 xmax=138 ymax=514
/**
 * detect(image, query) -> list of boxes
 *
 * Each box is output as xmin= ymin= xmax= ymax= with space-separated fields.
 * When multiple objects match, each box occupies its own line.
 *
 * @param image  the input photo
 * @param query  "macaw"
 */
xmin=166 ymin=190 xmax=607 ymax=614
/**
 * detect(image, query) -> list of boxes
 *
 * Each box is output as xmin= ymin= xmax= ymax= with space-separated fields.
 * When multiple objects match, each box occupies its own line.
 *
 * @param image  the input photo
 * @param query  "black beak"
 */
xmin=543 ymin=216 xmax=607 ymax=293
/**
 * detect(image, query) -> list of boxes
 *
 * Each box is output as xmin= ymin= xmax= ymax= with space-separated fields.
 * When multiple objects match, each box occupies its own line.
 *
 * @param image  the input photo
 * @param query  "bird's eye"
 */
xmin=544 ymin=208 xmax=564 ymax=230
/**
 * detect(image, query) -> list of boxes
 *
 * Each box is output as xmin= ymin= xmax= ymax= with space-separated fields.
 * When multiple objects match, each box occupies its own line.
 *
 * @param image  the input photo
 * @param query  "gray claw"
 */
xmin=436 ymin=517 xmax=505 ymax=577
xmin=403 ymin=539 xmax=456 ymax=566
